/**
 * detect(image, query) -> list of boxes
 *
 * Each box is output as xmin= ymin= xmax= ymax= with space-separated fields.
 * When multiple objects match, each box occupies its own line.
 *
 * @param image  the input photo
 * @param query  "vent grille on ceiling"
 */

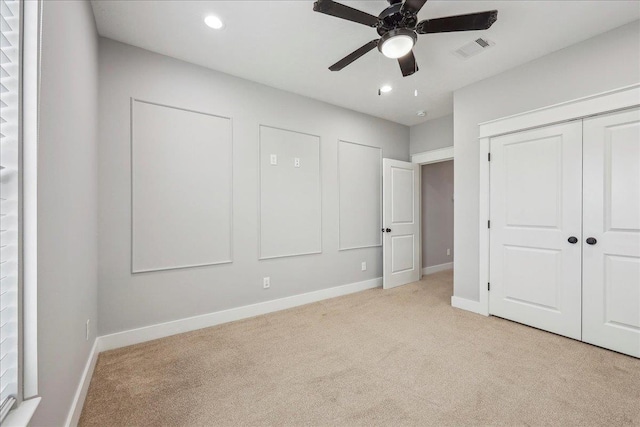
xmin=453 ymin=37 xmax=495 ymax=59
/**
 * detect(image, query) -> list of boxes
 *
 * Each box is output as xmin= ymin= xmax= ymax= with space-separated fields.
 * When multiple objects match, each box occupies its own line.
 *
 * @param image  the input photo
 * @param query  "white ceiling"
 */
xmin=91 ymin=1 xmax=640 ymax=126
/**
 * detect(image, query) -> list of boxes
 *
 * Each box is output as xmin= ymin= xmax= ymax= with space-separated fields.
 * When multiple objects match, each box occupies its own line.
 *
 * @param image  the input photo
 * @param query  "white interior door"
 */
xmin=489 ymin=122 xmax=583 ymax=340
xmin=582 ymin=108 xmax=640 ymax=358
xmin=383 ymin=159 xmax=420 ymax=289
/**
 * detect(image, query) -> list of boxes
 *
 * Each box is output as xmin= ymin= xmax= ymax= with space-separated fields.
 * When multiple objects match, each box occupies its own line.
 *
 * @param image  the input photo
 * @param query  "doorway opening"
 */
xmin=411 ymin=147 xmax=454 ymax=294
xmin=421 ymin=160 xmax=454 ymax=276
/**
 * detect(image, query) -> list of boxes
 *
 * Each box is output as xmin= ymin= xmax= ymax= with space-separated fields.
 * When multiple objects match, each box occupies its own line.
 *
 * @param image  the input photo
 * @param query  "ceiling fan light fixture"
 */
xmin=379 ymin=28 xmax=416 ymax=59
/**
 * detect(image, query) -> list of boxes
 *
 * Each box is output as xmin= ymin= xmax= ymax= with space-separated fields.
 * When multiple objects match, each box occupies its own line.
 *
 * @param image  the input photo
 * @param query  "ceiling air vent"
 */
xmin=453 ymin=38 xmax=495 ymax=60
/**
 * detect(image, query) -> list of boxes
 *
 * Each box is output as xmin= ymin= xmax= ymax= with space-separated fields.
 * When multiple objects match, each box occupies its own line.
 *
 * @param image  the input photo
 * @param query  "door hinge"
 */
xmin=488 ymin=153 xmax=491 ymax=161
xmin=488 ymin=282 xmax=490 ymax=291
xmin=487 ymin=220 xmax=490 ymax=229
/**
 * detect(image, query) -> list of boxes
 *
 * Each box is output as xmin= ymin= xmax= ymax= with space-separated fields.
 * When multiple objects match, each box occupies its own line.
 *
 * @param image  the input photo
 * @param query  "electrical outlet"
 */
xmin=447 ymin=248 xmax=451 ymax=256
xmin=361 ymin=261 xmax=367 ymax=271
xmin=86 ymin=319 xmax=90 ymax=341
xmin=294 ymin=158 xmax=300 ymax=168
xmin=270 ymin=154 xmax=277 ymax=165
xmin=263 ymin=277 xmax=270 ymax=289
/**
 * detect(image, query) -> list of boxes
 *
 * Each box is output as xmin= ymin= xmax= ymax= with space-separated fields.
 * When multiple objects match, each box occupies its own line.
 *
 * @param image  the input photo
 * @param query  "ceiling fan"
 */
xmin=313 ymin=0 xmax=498 ymax=77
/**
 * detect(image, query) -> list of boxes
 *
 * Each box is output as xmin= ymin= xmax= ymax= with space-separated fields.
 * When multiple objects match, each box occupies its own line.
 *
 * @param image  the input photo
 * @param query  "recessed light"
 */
xmin=379 ymin=85 xmax=392 ymax=94
xmin=204 ymin=15 xmax=224 ymax=29
xmin=416 ymin=110 xmax=427 ymax=117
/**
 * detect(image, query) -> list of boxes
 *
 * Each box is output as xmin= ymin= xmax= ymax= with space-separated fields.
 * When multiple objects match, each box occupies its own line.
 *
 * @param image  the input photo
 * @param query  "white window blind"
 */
xmin=0 ymin=0 xmax=21 ymax=417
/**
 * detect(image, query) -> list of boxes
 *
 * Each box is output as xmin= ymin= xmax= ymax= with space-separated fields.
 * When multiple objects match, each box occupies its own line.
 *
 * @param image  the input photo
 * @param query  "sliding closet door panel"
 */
xmin=583 ymin=108 xmax=640 ymax=358
xmin=489 ymin=121 xmax=582 ymax=340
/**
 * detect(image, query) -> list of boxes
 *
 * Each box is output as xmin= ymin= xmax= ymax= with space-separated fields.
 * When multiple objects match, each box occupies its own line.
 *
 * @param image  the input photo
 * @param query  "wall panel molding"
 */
xmin=131 ymin=99 xmax=233 ymax=273
xmin=258 ymin=124 xmax=322 ymax=260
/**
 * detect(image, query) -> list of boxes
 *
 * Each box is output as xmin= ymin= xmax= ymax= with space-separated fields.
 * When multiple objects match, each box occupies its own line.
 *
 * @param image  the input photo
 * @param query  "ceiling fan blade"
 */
xmin=416 ymin=10 xmax=498 ymax=34
xmin=329 ymin=39 xmax=379 ymax=71
xmin=313 ymin=0 xmax=379 ymax=28
xmin=402 ymin=0 xmax=428 ymax=15
xmin=398 ymin=50 xmax=418 ymax=77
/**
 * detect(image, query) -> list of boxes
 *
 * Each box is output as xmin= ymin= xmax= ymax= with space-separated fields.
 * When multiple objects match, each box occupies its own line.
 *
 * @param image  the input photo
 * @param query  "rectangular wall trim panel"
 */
xmin=131 ymin=99 xmax=233 ymax=273
xmin=338 ymin=140 xmax=382 ymax=250
xmin=259 ymin=125 xmax=322 ymax=259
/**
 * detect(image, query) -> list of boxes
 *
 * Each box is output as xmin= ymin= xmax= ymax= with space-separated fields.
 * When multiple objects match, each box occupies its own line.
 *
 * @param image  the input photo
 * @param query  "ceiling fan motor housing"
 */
xmin=377 ymin=3 xmax=418 ymax=35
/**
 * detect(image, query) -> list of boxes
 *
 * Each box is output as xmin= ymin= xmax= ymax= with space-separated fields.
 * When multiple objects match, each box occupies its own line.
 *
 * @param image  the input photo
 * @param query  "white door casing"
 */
xmin=489 ymin=122 xmax=583 ymax=340
xmin=582 ymin=108 xmax=640 ymax=358
xmin=383 ymin=159 xmax=420 ymax=289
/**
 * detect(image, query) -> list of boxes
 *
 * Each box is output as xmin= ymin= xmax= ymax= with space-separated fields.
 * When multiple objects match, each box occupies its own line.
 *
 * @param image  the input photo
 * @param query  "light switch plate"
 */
xmin=270 ymin=154 xmax=277 ymax=165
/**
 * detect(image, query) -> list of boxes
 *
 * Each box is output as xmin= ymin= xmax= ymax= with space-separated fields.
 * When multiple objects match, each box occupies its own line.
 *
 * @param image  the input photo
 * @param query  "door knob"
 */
xmin=568 ymin=236 xmax=578 ymax=244
xmin=385 ymin=228 xmax=391 ymax=233
xmin=586 ymin=237 xmax=597 ymax=245
xmin=381 ymin=228 xmax=385 ymax=233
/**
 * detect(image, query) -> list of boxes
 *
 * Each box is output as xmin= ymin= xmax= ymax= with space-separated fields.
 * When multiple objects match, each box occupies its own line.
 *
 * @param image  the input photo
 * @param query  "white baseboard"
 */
xmin=451 ymin=296 xmax=488 ymax=316
xmin=98 ymin=277 xmax=382 ymax=352
xmin=65 ymin=339 xmax=99 ymax=427
xmin=422 ymin=262 xmax=453 ymax=276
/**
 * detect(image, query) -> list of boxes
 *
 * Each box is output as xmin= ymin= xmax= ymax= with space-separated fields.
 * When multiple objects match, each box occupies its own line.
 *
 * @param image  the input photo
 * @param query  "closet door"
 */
xmin=582 ymin=108 xmax=640 ymax=358
xmin=489 ymin=122 xmax=583 ymax=340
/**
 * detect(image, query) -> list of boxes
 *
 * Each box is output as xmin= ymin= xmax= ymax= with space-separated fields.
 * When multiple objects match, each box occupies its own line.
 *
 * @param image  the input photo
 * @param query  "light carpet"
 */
xmin=79 ymin=271 xmax=640 ymax=426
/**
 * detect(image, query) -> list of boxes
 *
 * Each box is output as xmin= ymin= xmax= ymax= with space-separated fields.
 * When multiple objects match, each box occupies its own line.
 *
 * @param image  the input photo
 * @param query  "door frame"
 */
xmin=475 ymin=83 xmax=640 ymax=317
xmin=410 ymin=146 xmax=455 ymax=279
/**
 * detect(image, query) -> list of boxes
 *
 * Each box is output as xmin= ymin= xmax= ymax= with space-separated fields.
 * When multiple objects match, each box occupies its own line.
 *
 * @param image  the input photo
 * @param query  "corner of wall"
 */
xmin=32 ymin=0 xmax=101 ymax=425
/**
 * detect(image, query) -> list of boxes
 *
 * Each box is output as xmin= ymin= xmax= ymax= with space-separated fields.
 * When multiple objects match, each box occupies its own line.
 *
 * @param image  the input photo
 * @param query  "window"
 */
xmin=1 ymin=0 xmax=38 ymax=422
xmin=0 ymin=0 xmax=22 ymax=420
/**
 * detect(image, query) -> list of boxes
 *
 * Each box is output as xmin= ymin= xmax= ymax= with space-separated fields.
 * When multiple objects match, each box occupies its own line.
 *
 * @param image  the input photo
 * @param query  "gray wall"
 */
xmin=338 ymin=141 xmax=382 ymax=250
xmin=421 ymin=161 xmax=454 ymax=269
xmin=453 ymin=20 xmax=640 ymax=302
xmin=98 ymin=39 xmax=410 ymax=335
xmin=410 ymin=114 xmax=453 ymax=155
xmin=32 ymin=1 xmax=99 ymax=425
